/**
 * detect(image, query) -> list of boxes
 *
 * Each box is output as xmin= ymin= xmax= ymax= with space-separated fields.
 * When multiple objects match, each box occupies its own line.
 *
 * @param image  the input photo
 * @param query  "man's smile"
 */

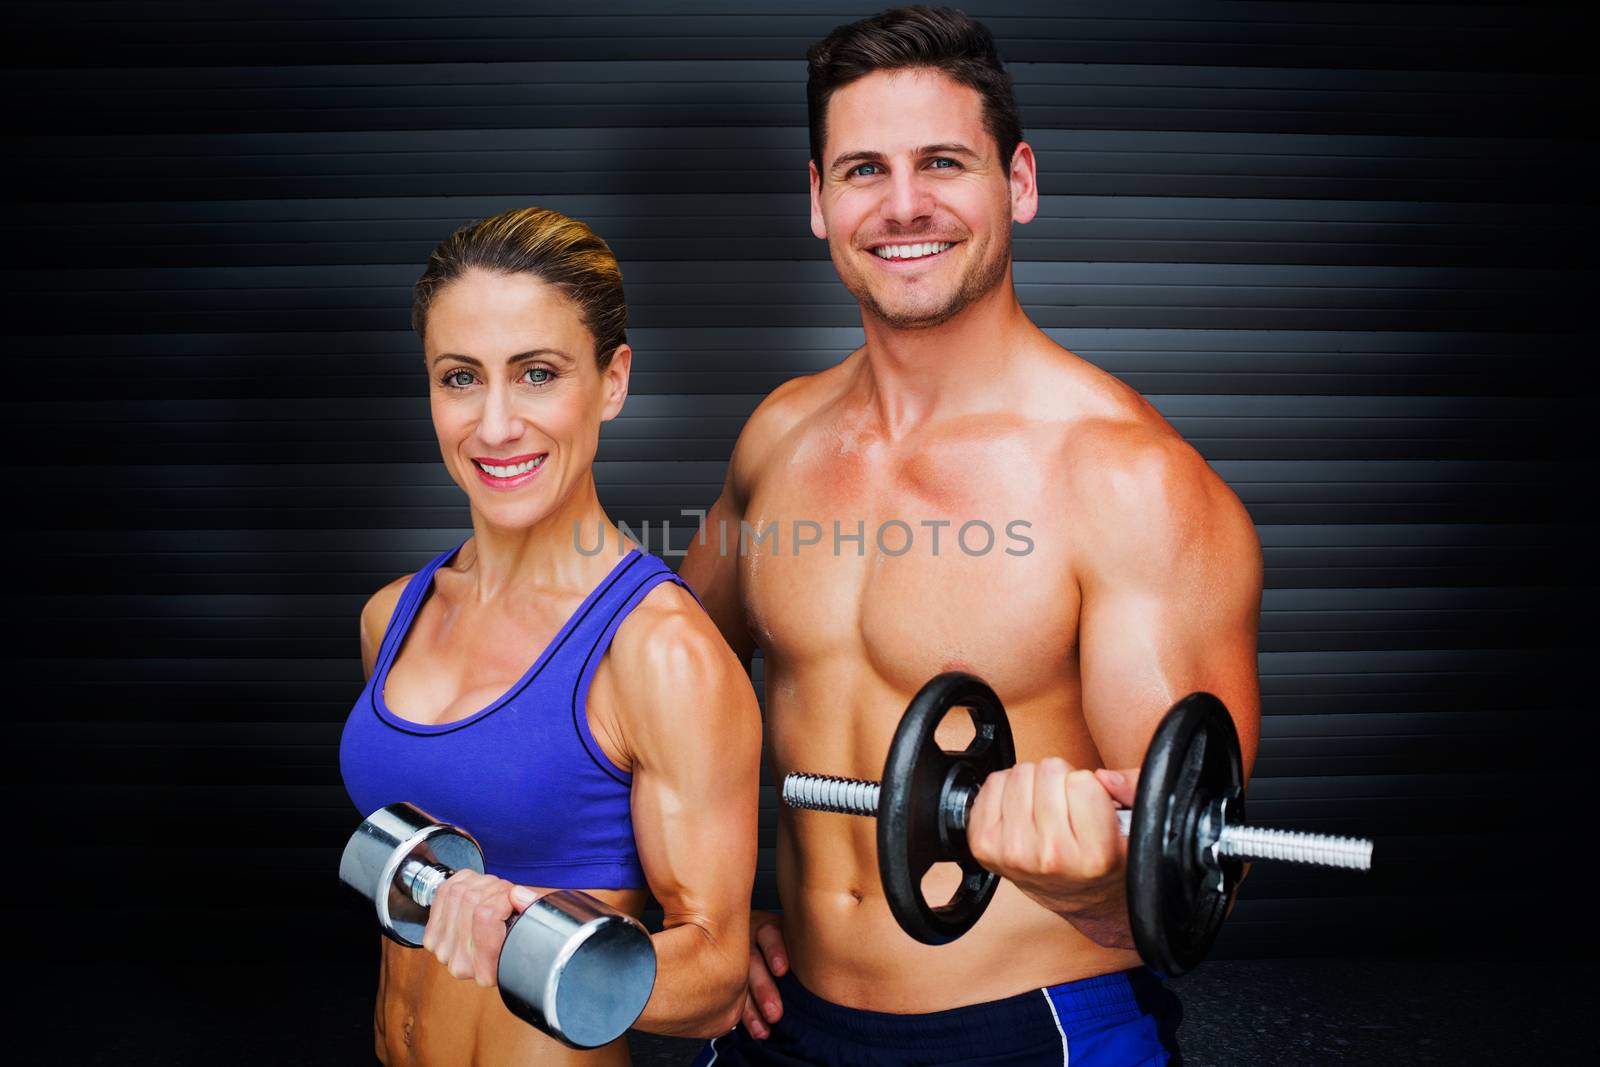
xmin=866 ymin=239 xmax=961 ymax=267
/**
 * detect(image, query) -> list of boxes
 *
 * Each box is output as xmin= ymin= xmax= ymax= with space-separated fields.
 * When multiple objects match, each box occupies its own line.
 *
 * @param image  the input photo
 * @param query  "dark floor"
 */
xmin=36 ymin=953 xmax=1585 ymax=1065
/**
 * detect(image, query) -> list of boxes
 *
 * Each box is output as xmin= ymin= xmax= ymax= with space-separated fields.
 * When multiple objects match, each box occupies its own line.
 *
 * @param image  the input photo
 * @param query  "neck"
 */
xmin=858 ymin=273 xmax=1034 ymax=436
xmin=456 ymin=476 xmax=630 ymax=602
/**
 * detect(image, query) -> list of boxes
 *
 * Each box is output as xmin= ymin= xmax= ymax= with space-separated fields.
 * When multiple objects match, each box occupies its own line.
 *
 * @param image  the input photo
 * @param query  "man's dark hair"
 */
xmin=806 ymin=6 xmax=1023 ymax=170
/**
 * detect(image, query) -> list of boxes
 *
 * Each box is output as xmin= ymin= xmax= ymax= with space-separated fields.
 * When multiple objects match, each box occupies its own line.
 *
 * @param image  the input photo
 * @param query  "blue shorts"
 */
xmin=692 ymin=967 xmax=1181 ymax=1066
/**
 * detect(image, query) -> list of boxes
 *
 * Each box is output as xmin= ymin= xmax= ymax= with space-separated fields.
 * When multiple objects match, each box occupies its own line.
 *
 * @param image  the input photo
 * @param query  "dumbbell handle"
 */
xmin=394 ymin=858 xmax=557 ymax=931
xmin=397 ymin=857 xmax=457 ymax=909
xmin=782 ymin=772 xmax=1373 ymax=871
xmin=395 ymin=859 xmax=541 ymax=945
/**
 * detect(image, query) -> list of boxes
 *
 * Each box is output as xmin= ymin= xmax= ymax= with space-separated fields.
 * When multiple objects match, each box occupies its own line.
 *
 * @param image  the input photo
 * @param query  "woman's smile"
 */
xmin=471 ymin=452 xmax=548 ymax=490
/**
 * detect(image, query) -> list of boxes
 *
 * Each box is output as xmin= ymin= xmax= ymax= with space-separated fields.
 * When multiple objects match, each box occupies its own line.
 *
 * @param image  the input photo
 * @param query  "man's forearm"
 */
xmin=1056 ymin=894 xmax=1137 ymax=951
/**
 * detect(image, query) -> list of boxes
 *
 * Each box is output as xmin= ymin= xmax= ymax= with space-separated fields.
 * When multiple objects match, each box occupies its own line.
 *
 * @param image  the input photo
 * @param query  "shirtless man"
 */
xmin=680 ymin=8 xmax=1262 ymax=1064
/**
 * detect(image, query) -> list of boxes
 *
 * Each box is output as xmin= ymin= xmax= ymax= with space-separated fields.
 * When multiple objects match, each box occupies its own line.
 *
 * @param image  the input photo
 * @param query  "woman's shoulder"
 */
xmin=360 ymin=573 xmax=413 ymax=633
xmin=358 ymin=573 xmax=414 ymax=678
xmin=606 ymin=577 xmax=751 ymax=711
xmin=356 ymin=539 xmax=463 ymax=639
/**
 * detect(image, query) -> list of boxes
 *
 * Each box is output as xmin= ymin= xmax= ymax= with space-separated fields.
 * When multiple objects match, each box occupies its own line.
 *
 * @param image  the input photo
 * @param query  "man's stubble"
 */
xmin=840 ymin=225 xmax=1013 ymax=331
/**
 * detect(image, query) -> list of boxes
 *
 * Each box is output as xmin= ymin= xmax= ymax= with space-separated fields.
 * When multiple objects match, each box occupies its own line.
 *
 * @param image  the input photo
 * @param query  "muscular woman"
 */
xmin=339 ymin=207 xmax=759 ymax=1066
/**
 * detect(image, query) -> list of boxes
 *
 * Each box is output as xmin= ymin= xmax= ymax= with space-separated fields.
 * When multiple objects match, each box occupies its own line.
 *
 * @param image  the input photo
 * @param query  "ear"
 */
xmin=599 ymin=343 xmax=632 ymax=422
xmin=809 ymin=159 xmax=828 ymax=240
xmin=1008 ymin=141 xmax=1038 ymax=226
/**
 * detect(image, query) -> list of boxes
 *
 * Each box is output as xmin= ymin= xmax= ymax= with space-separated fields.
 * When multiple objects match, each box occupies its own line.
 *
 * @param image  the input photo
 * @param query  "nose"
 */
xmin=880 ymin=167 xmax=935 ymax=230
xmin=475 ymin=379 xmax=526 ymax=447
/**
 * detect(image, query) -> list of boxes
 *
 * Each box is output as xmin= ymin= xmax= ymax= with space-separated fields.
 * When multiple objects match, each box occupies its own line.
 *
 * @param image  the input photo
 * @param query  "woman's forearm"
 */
xmin=632 ymin=916 xmax=747 ymax=1039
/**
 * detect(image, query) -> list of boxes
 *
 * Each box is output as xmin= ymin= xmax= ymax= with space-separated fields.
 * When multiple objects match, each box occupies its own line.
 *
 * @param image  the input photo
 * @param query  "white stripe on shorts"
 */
xmin=1040 ymin=987 xmax=1070 ymax=1066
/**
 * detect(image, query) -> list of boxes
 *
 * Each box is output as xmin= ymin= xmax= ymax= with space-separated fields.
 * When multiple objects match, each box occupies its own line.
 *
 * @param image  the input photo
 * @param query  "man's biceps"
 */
xmin=1076 ymin=590 xmax=1156 ymax=658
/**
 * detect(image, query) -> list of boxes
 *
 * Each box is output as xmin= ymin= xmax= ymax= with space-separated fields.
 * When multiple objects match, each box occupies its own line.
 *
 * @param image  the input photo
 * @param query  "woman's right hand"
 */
xmin=420 ymin=869 xmax=537 ymax=987
xmin=740 ymin=910 xmax=788 ymax=1038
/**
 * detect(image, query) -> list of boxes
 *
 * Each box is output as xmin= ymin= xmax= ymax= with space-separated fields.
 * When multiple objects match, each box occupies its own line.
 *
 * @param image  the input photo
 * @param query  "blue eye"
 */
xmin=930 ymin=158 xmax=958 ymax=169
xmin=525 ymin=367 xmax=553 ymax=385
xmin=850 ymin=162 xmax=883 ymax=177
xmin=443 ymin=369 xmax=474 ymax=389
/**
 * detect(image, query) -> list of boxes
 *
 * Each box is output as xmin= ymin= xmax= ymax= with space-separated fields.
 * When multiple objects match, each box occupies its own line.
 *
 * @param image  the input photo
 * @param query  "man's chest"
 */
xmin=740 ymin=433 xmax=1081 ymax=697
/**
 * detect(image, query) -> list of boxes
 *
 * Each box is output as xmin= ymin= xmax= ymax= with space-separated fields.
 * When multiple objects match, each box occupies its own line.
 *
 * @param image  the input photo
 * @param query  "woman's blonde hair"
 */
xmin=412 ymin=207 xmax=627 ymax=369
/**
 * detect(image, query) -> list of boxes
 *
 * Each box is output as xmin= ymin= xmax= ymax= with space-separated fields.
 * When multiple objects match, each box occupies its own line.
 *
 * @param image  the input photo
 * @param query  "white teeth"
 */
xmin=478 ymin=456 xmax=545 ymax=478
xmin=873 ymin=241 xmax=952 ymax=260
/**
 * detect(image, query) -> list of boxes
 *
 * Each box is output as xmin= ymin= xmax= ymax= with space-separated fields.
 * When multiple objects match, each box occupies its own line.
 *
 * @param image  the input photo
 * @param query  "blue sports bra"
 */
xmin=339 ymin=542 xmax=689 ymax=889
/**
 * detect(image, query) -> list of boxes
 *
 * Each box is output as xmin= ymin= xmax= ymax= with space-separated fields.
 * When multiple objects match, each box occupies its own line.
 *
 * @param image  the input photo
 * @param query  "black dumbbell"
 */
xmin=340 ymin=802 xmax=657 ymax=1048
xmin=782 ymin=672 xmax=1373 ymax=975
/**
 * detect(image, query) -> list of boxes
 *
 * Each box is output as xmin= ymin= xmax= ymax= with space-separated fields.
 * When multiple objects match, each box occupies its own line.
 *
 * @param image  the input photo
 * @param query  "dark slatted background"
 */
xmin=3 ymin=1 xmax=1588 ymax=964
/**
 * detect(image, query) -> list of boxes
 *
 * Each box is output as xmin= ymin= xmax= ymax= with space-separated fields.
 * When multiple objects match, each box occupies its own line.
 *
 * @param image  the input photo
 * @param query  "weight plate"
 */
xmin=879 ymin=672 xmax=1015 ymax=945
xmin=1127 ymin=693 xmax=1244 ymax=975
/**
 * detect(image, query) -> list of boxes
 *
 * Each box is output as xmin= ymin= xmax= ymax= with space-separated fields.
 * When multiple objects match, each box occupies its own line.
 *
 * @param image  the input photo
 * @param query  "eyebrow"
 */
xmin=429 ymin=348 xmax=577 ymax=369
xmin=829 ymin=143 xmax=981 ymax=173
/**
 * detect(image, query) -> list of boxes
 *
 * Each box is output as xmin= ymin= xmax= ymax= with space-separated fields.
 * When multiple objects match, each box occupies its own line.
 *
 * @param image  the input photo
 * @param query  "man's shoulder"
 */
xmin=1023 ymin=343 xmax=1202 ymax=496
xmin=1063 ymin=414 xmax=1208 ymax=507
xmin=729 ymin=353 xmax=860 ymax=492
xmin=752 ymin=354 xmax=858 ymax=433
xmin=1007 ymin=337 xmax=1247 ymax=541
xmin=1055 ymin=402 xmax=1257 ymax=578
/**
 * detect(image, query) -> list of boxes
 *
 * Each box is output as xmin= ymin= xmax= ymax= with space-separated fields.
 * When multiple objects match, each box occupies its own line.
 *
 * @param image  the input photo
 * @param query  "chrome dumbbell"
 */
xmin=340 ymin=802 xmax=657 ymax=1048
